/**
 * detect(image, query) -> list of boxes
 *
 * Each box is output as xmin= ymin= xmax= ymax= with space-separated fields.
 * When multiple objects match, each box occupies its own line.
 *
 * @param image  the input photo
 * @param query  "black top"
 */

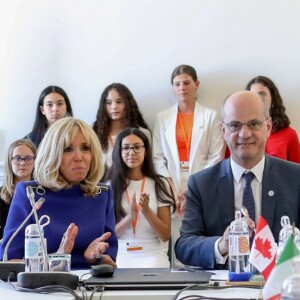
xmin=23 ymin=132 xmax=40 ymax=148
xmin=0 ymin=187 xmax=11 ymax=239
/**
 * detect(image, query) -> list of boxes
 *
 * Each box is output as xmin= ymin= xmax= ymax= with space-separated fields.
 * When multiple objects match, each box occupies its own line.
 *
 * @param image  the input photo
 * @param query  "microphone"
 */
xmin=0 ymin=197 xmax=45 ymax=281
xmin=1 ymin=186 xmax=78 ymax=287
xmin=3 ymin=197 xmax=46 ymax=262
xmin=13 ymin=187 xmax=78 ymax=289
xmin=26 ymin=186 xmax=49 ymax=271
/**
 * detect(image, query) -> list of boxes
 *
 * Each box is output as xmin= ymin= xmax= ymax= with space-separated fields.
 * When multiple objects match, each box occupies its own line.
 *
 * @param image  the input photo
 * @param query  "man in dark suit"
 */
xmin=175 ymin=91 xmax=300 ymax=269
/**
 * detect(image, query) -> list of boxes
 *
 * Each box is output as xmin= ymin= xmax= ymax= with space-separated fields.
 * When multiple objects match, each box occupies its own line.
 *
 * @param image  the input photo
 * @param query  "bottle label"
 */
xmin=25 ymin=238 xmax=42 ymax=258
xmin=229 ymin=234 xmax=250 ymax=256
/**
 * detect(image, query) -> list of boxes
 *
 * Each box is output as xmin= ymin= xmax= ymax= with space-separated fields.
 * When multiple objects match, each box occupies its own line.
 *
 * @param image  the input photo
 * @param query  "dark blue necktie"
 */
xmin=242 ymin=172 xmax=255 ymax=221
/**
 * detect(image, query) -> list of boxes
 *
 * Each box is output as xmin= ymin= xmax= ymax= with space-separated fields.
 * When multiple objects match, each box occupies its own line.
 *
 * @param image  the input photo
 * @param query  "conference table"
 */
xmin=0 ymin=270 xmax=263 ymax=299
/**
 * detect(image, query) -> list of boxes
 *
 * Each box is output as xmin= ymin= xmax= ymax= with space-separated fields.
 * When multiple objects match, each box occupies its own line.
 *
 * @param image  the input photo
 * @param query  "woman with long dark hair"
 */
xmin=107 ymin=128 xmax=175 ymax=267
xmin=24 ymin=85 xmax=73 ymax=148
xmin=92 ymin=83 xmax=151 ymax=178
xmin=246 ymin=75 xmax=300 ymax=163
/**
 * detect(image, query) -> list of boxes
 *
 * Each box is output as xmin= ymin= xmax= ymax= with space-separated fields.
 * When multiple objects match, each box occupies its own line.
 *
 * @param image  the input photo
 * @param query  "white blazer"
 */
xmin=152 ymin=102 xmax=225 ymax=192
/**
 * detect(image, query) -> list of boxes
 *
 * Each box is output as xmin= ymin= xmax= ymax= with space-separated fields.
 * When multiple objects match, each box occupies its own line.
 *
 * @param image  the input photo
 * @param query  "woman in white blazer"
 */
xmin=152 ymin=65 xmax=225 ymax=265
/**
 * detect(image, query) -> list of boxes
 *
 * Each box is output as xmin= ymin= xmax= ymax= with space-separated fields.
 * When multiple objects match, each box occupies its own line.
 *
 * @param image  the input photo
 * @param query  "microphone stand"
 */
xmin=2 ymin=198 xmax=45 ymax=262
xmin=2 ymin=186 xmax=79 ymax=288
xmin=26 ymin=186 xmax=49 ymax=271
xmin=0 ymin=197 xmax=46 ymax=281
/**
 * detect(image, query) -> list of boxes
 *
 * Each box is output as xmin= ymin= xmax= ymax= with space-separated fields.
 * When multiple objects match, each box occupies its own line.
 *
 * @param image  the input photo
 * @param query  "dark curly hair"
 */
xmin=92 ymin=83 xmax=150 ymax=152
xmin=106 ymin=128 xmax=175 ymax=223
xmin=245 ymin=76 xmax=290 ymax=133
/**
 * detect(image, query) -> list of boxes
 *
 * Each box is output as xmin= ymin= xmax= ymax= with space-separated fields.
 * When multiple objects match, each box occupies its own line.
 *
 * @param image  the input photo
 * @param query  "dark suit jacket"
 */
xmin=174 ymin=155 xmax=300 ymax=269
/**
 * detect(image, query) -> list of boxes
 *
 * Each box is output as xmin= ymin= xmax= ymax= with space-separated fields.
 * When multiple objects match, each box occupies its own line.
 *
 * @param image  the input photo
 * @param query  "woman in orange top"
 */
xmin=152 ymin=65 xmax=225 ymax=266
xmin=153 ymin=65 xmax=225 ymax=215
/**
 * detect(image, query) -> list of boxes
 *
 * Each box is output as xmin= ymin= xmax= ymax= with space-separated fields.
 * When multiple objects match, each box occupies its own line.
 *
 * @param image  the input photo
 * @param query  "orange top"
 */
xmin=176 ymin=112 xmax=194 ymax=161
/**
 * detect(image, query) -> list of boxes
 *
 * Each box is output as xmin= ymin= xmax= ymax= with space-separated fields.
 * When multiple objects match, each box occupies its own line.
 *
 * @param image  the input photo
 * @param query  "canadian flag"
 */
xmin=249 ymin=216 xmax=276 ymax=280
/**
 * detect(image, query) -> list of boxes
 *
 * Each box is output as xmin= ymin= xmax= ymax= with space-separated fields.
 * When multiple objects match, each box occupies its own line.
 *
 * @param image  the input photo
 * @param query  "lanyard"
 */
xmin=178 ymin=113 xmax=193 ymax=161
xmin=125 ymin=177 xmax=146 ymax=234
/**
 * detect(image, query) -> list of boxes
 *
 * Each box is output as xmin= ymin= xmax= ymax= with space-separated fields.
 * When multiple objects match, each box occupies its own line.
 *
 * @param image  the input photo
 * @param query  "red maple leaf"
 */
xmin=254 ymin=236 xmax=273 ymax=259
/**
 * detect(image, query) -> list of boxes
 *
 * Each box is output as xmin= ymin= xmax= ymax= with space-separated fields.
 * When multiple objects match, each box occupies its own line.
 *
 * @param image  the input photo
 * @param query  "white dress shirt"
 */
xmin=214 ymin=156 xmax=266 ymax=264
xmin=231 ymin=156 xmax=265 ymax=223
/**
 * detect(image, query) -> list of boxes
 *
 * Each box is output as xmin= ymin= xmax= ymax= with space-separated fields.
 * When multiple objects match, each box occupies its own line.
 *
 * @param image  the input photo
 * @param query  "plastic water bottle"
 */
xmin=228 ymin=211 xmax=252 ymax=281
xmin=24 ymin=224 xmax=44 ymax=272
xmin=276 ymin=216 xmax=300 ymax=261
xmin=281 ymin=257 xmax=300 ymax=299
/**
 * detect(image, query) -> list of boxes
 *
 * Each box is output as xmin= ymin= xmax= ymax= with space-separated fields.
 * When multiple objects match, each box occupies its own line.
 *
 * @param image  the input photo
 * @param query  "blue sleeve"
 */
xmin=0 ymin=182 xmax=34 ymax=260
xmin=174 ymin=175 xmax=219 ymax=269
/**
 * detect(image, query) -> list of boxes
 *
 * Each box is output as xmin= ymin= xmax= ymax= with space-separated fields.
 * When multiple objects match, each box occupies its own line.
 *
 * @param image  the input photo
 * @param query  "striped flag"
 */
xmin=249 ymin=216 xmax=276 ymax=280
xmin=262 ymin=234 xmax=300 ymax=300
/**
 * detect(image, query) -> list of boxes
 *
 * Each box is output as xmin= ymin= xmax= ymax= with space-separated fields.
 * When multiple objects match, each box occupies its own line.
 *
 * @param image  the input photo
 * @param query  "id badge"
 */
xmin=180 ymin=161 xmax=189 ymax=171
xmin=126 ymin=241 xmax=143 ymax=251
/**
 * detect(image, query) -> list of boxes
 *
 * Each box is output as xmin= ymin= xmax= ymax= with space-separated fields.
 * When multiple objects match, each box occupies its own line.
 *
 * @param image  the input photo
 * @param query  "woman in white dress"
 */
xmin=107 ymin=128 xmax=175 ymax=268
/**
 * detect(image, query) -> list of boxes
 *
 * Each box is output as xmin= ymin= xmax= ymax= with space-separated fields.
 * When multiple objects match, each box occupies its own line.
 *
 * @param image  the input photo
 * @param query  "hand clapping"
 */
xmin=84 ymin=232 xmax=116 ymax=267
xmin=139 ymin=192 xmax=150 ymax=212
xmin=176 ymin=189 xmax=186 ymax=218
xmin=57 ymin=223 xmax=116 ymax=267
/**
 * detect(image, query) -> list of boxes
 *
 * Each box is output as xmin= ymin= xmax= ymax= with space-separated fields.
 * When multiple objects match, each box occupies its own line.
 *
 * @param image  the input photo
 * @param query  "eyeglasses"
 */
xmin=11 ymin=155 xmax=35 ymax=165
xmin=223 ymin=119 xmax=268 ymax=133
xmin=121 ymin=145 xmax=145 ymax=154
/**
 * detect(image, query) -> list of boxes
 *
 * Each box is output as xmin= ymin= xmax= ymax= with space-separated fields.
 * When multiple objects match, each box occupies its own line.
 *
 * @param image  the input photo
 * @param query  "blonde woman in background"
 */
xmin=0 ymin=139 xmax=36 ymax=239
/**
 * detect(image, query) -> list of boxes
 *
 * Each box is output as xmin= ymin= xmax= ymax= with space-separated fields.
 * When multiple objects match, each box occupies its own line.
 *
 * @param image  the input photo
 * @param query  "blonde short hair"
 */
xmin=34 ymin=117 xmax=104 ymax=196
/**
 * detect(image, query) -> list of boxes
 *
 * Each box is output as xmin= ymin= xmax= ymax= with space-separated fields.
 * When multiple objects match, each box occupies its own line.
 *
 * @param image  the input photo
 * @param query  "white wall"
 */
xmin=1 ymin=0 xmax=300 ymax=161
